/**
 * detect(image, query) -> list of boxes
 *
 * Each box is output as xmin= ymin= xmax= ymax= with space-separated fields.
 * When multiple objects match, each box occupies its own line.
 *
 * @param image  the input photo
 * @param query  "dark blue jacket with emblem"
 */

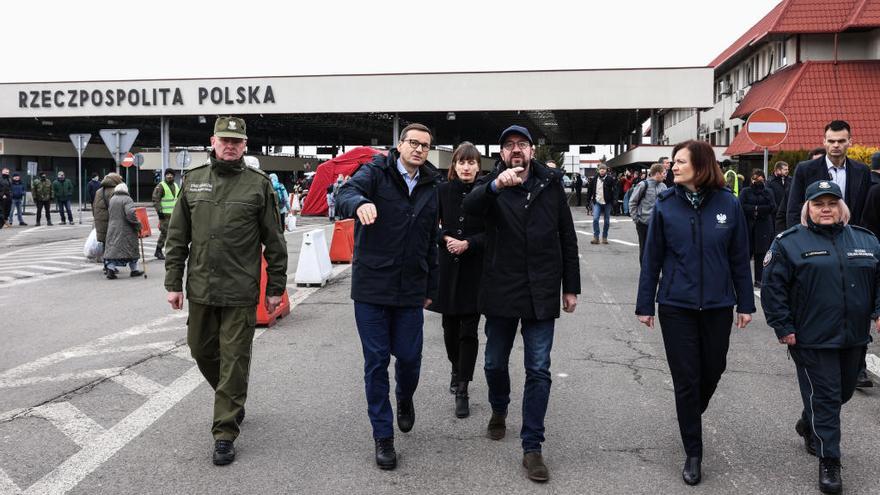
xmin=760 ymin=222 xmax=880 ymax=348
xmin=636 ymin=185 xmax=756 ymax=316
xmin=335 ymin=150 xmax=440 ymax=307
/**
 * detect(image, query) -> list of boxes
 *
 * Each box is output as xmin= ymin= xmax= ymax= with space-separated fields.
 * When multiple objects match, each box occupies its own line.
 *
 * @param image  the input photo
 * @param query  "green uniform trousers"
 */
xmin=187 ymin=301 xmax=257 ymax=441
xmin=157 ymin=216 xmax=169 ymax=249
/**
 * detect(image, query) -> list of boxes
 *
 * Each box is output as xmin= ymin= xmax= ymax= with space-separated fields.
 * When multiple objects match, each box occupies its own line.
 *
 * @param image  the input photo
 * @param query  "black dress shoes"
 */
xmin=455 ymin=391 xmax=469 ymax=419
xmin=682 ymin=456 xmax=701 ymax=485
xmin=487 ymin=411 xmax=506 ymax=440
xmin=213 ymin=440 xmax=235 ymax=466
xmin=819 ymin=457 xmax=842 ymax=494
xmin=397 ymin=398 xmax=414 ymax=433
xmin=856 ymin=368 xmax=873 ymax=388
xmin=375 ymin=437 xmax=397 ymax=470
xmin=795 ymin=418 xmax=817 ymax=456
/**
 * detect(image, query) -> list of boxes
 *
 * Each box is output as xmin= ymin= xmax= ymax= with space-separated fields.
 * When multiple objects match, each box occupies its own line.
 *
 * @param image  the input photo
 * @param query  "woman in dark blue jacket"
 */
xmin=761 ymin=180 xmax=880 ymax=494
xmin=427 ymin=142 xmax=486 ymax=418
xmin=636 ymin=140 xmax=755 ymax=486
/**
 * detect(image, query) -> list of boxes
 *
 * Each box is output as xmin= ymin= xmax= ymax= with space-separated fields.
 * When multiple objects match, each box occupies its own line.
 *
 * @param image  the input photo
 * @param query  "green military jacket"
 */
xmin=164 ymin=154 xmax=288 ymax=307
xmin=52 ymin=179 xmax=74 ymax=201
xmin=32 ymin=178 xmax=53 ymax=201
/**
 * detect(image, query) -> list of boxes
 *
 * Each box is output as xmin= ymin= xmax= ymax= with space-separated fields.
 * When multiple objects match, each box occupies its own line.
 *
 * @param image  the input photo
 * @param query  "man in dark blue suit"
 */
xmin=785 ymin=120 xmax=871 ymax=229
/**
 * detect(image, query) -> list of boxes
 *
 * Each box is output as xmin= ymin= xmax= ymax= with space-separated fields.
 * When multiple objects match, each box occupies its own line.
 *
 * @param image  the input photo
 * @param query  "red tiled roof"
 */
xmin=724 ymin=61 xmax=880 ymax=156
xmin=709 ymin=0 xmax=880 ymax=68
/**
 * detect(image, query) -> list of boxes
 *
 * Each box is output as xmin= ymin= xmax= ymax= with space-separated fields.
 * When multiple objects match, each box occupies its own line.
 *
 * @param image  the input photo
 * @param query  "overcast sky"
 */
xmin=2 ymin=0 xmax=779 ymax=83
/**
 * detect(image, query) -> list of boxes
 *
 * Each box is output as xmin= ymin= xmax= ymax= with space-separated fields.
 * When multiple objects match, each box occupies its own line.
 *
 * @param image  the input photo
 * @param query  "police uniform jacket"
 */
xmin=164 ymin=153 xmax=288 ymax=307
xmin=335 ymin=150 xmax=440 ymax=307
xmin=738 ymin=183 xmax=777 ymax=255
xmin=760 ymin=222 xmax=880 ymax=348
xmin=427 ymin=179 xmax=485 ymax=315
xmin=636 ymin=186 xmax=756 ymax=316
xmin=463 ymin=159 xmax=580 ymax=320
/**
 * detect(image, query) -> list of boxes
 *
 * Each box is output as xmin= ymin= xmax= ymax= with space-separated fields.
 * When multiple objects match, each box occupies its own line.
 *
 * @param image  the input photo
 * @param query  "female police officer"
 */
xmin=761 ymin=180 xmax=880 ymax=494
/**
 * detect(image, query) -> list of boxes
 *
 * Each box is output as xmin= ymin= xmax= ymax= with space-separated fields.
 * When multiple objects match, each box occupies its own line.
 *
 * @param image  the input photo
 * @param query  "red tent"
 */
xmin=300 ymin=146 xmax=386 ymax=216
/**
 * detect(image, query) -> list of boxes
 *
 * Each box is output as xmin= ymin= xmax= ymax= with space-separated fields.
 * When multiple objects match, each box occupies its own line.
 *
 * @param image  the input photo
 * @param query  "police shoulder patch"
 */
xmin=762 ymin=250 xmax=774 ymax=267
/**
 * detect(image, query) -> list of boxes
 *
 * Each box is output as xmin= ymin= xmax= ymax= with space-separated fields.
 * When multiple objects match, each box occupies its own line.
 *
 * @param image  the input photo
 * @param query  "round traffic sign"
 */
xmin=121 ymin=152 xmax=135 ymax=168
xmin=745 ymin=107 xmax=789 ymax=148
xmin=176 ymin=150 xmax=192 ymax=168
xmin=133 ymin=153 xmax=144 ymax=167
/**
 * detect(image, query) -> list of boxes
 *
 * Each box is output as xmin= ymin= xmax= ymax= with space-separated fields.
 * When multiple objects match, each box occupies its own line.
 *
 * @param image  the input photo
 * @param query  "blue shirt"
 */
xmin=397 ymin=158 xmax=420 ymax=195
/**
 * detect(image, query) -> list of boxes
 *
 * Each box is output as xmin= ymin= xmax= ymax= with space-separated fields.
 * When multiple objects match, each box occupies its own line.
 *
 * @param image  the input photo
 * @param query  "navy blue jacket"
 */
xmin=636 ymin=186 xmax=756 ymax=316
xmin=10 ymin=182 xmax=26 ymax=200
xmin=335 ymin=151 xmax=440 ymax=307
xmin=761 ymin=223 xmax=880 ymax=348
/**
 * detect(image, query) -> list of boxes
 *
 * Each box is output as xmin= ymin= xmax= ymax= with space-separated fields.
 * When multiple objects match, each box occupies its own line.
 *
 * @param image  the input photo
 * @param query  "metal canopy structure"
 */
xmin=0 ymin=67 xmax=712 ymax=150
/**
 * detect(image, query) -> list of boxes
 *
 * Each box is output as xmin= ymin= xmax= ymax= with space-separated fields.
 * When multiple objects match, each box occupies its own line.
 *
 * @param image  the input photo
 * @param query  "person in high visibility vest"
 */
xmin=151 ymin=169 xmax=180 ymax=260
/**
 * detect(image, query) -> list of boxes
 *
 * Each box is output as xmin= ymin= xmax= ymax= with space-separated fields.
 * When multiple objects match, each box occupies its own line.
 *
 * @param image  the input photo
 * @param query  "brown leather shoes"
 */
xmin=523 ymin=452 xmax=549 ymax=482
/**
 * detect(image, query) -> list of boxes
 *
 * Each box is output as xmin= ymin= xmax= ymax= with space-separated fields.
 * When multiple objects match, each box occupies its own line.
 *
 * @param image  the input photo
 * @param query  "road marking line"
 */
xmin=0 ymin=467 xmax=20 ymax=494
xmin=575 ymin=230 xmax=638 ymax=247
xmin=21 ymin=284 xmax=324 ymax=495
xmin=29 ymin=402 xmax=106 ymax=448
xmin=0 ymin=270 xmax=40 ymax=277
xmin=110 ymin=371 xmax=165 ymax=396
xmin=0 ymin=368 xmax=123 ymax=389
xmin=867 ymin=353 xmax=880 ymax=379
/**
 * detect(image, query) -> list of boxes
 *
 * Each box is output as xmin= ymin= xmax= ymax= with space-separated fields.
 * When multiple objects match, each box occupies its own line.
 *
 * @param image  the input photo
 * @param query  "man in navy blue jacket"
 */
xmin=335 ymin=123 xmax=440 ymax=471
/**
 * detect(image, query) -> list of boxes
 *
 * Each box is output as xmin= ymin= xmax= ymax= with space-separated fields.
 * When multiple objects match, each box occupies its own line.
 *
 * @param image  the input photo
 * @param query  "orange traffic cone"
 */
xmin=256 ymin=255 xmax=291 ymax=327
xmin=329 ymin=219 xmax=355 ymax=263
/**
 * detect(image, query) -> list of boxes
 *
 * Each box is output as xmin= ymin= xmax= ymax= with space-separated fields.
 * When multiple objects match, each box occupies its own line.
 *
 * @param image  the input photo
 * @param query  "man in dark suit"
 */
xmin=785 ymin=120 xmax=871 ymax=229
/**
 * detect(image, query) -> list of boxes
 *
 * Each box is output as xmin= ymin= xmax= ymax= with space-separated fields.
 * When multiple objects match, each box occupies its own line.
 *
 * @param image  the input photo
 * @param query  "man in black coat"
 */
xmin=738 ymin=170 xmax=776 ymax=287
xmin=463 ymin=125 xmax=580 ymax=482
xmin=860 ymin=151 xmax=880 ymax=238
xmin=573 ymin=173 xmax=583 ymax=206
xmin=785 ymin=120 xmax=871 ymax=229
xmin=335 ymin=123 xmax=440 ymax=470
xmin=775 ymin=148 xmax=825 ymax=233
xmin=766 ymin=161 xmax=789 ymax=212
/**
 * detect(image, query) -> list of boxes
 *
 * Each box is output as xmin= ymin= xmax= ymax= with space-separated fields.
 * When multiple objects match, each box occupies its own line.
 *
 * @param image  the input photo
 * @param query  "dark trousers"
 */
xmin=187 ymin=301 xmax=257 ymax=441
xmin=657 ymin=305 xmax=733 ymax=457
xmin=157 ymin=216 xmax=169 ymax=249
xmin=753 ymin=250 xmax=767 ymax=284
xmin=35 ymin=200 xmax=52 ymax=224
xmin=354 ymin=301 xmax=424 ymax=440
xmin=636 ymin=221 xmax=649 ymax=265
xmin=484 ymin=316 xmax=555 ymax=453
xmin=0 ymin=198 xmax=10 ymax=224
xmin=575 ymin=189 xmax=582 ymax=206
xmin=56 ymin=199 xmax=73 ymax=222
xmin=442 ymin=313 xmax=480 ymax=382
xmin=790 ymin=346 xmax=865 ymax=459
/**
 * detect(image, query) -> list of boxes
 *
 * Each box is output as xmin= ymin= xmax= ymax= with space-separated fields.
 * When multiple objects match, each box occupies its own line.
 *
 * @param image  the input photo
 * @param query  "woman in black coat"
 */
xmin=428 ymin=142 xmax=486 ymax=418
xmin=738 ymin=169 xmax=777 ymax=288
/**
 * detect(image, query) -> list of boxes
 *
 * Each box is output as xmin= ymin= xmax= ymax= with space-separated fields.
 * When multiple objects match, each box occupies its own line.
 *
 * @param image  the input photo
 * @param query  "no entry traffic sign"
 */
xmin=745 ymin=107 xmax=789 ymax=148
xmin=121 ymin=152 xmax=135 ymax=168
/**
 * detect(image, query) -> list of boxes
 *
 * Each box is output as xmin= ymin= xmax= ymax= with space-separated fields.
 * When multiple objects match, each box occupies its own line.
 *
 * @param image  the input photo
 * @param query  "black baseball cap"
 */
xmin=498 ymin=125 xmax=533 ymax=145
xmin=805 ymin=180 xmax=842 ymax=201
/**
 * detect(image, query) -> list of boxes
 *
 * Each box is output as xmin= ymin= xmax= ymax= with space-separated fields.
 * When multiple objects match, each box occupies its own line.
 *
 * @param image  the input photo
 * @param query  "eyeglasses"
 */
xmin=502 ymin=141 xmax=531 ymax=151
xmin=405 ymin=139 xmax=431 ymax=151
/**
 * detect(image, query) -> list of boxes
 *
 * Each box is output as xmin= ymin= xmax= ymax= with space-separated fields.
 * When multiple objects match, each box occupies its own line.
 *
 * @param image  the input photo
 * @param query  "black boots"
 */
xmin=856 ymin=368 xmax=873 ymax=388
xmin=487 ymin=411 xmax=506 ymax=440
xmin=213 ymin=440 xmax=235 ymax=466
xmin=155 ymin=247 xmax=165 ymax=260
xmin=375 ymin=437 xmax=397 ymax=470
xmin=682 ymin=456 xmax=701 ymax=485
xmin=454 ymin=382 xmax=469 ymax=419
xmin=795 ymin=418 xmax=817 ymax=456
xmin=396 ymin=398 xmax=414 ymax=433
xmin=819 ymin=458 xmax=842 ymax=494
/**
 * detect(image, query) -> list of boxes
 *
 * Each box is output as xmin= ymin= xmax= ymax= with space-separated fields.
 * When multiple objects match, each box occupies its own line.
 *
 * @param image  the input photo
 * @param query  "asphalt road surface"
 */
xmin=0 ymin=207 xmax=878 ymax=495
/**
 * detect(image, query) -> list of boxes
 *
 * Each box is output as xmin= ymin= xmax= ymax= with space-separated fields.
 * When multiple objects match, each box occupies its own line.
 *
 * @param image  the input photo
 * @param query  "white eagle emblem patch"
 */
xmin=228 ymin=121 xmax=237 ymax=130
xmin=763 ymin=250 xmax=773 ymax=267
xmin=819 ymin=181 xmax=831 ymax=189
xmin=716 ymin=213 xmax=727 ymax=224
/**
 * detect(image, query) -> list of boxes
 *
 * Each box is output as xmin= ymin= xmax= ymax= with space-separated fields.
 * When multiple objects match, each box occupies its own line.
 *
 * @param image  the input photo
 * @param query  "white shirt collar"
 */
xmin=826 ymin=155 xmax=846 ymax=170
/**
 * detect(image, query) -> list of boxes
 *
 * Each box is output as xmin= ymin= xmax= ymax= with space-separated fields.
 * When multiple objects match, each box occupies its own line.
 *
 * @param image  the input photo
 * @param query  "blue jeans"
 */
xmin=8 ymin=199 xmax=24 ymax=224
xmin=354 ymin=301 xmax=424 ymax=440
xmin=592 ymin=202 xmax=611 ymax=238
xmin=107 ymin=259 xmax=139 ymax=272
xmin=622 ymin=189 xmax=632 ymax=216
xmin=56 ymin=199 xmax=73 ymax=222
xmin=484 ymin=316 xmax=555 ymax=453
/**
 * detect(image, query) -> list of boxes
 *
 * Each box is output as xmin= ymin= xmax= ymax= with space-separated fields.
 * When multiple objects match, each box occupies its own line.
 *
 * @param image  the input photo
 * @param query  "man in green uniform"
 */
xmin=164 ymin=116 xmax=288 ymax=466
xmin=151 ymin=169 xmax=179 ymax=260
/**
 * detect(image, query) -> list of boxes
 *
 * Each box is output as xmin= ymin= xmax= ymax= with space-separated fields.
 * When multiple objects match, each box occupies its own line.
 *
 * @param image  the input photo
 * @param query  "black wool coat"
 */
xmin=739 ymin=183 xmax=777 ymax=255
xmin=463 ymin=160 xmax=580 ymax=320
xmin=785 ymin=156 xmax=871 ymax=228
xmin=427 ymin=180 xmax=486 ymax=315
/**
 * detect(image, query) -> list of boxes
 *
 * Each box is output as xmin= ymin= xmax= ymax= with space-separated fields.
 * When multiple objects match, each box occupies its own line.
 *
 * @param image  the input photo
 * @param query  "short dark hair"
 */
xmin=448 ymin=142 xmax=482 ymax=181
xmin=773 ymin=161 xmax=789 ymax=171
xmin=809 ymin=147 xmax=826 ymax=158
xmin=751 ymin=168 xmax=765 ymax=179
xmin=671 ymin=140 xmax=725 ymax=190
xmin=399 ymin=123 xmax=433 ymax=143
xmin=824 ymin=120 xmax=851 ymax=134
xmin=658 ymin=156 xmax=669 ymax=163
